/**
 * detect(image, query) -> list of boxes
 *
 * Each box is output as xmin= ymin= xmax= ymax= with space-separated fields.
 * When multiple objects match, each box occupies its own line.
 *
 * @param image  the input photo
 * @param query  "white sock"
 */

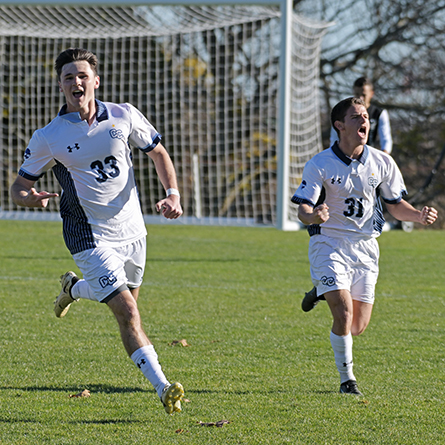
xmin=131 ymin=345 xmax=169 ymax=398
xmin=330 ymin=331 xmax=355 ymax=384
xmin=71 ymin=279 xmax=96 ymax=301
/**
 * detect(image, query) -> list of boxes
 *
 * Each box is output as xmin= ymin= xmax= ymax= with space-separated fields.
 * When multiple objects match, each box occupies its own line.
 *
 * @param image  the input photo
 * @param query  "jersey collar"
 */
xmin=331 ymin=141 xmax=369 ymax=166
xmin=58 ymin=99 xmax=109 ymax=123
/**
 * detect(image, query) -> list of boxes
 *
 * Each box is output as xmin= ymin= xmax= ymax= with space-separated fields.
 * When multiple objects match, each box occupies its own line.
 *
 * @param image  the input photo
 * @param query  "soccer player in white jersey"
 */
xmin=10 ymin=48 xmax=184 ymax=414
xmin=292 ymin=97 xmax=437 ymax=395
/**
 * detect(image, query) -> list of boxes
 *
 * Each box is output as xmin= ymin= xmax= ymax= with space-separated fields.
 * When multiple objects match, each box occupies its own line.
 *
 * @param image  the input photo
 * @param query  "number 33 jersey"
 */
xmin=18 ymin=101 xmax=161 ymax=254
xmin=291 ymin=142 xmax=407 ymax=239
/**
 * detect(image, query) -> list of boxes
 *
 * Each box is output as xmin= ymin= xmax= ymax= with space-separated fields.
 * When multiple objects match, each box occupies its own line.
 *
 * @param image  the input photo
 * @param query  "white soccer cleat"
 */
xmin=161 ymin=382 xmax=184 ymax=415
xmin=54 ymin=271 xmax=79 ymax=318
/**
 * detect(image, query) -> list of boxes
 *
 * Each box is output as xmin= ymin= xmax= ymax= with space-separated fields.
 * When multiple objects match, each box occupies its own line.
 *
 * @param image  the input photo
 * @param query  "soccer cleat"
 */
xmin=161 ymin=382 xmax=184 ymax=415
xmin=340 ymin=380 xmax=363 ymax=396
xmin=54 ymin=271 xmax=79 ymax=318
xmin=301 ymin=286 xmax=325 ymax=312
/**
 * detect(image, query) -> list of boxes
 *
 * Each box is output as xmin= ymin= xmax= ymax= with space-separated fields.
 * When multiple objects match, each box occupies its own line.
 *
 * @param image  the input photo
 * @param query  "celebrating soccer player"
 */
xmin=292 ymin=97 xmax=438 ymax=395
xmin=10 ymin=48 xmax=184 ymax=414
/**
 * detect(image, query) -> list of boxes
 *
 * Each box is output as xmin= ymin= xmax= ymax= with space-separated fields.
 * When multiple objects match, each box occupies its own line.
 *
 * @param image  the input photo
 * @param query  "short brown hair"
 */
xmin=331 ymin=97 xmax=366 ymax=137
xmin=55 ymin=48 xmax=98 ymax=79
xmin=353 ymin=76 xmax=373 ymax=89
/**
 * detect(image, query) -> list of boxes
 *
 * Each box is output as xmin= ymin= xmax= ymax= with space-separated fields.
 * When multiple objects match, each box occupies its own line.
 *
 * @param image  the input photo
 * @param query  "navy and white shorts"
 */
xmin=308 ymin=234 xmax=379 ymax=304
xmin=72 ymin=237 xmax=146 ymax=303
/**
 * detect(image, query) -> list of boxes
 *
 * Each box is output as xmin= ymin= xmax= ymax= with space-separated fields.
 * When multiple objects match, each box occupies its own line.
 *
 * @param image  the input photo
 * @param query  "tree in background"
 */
xmin=295 ymin=0 xmax=445 ymax=226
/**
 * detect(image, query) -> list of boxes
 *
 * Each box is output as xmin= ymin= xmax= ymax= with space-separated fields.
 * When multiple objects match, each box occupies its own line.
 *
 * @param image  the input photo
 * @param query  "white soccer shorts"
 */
xmin=308 ymin=234 xmax=379 ymax=304
xmin=72 ymin=237 xmax=146 ymax=302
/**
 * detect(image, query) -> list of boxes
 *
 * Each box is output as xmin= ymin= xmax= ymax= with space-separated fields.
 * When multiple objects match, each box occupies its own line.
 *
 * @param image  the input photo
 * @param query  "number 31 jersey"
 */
xmin=18 ymin=101 xmax=161 ymax=254
xmin=291 ymin=142 xmax=407 ymax=239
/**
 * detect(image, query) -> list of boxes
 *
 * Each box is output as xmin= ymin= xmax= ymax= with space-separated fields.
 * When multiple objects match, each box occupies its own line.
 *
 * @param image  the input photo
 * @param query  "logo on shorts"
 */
xmin=99 ymin=273 xmax=117 ymax=288
xmin=321 ymin=276 xmax=335 ymax=287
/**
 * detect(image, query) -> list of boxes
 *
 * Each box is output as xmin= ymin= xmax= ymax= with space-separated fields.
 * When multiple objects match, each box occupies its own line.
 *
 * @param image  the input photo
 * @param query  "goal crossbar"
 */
xmin=0 ymin=1 xmax=329 ymax=230
xmin=5 ymin=0 xmax=285 ymax=5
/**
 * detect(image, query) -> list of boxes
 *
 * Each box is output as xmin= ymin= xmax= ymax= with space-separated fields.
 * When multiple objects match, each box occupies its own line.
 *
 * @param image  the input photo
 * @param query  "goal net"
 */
xmin=0 ymin=3 xmax=329 ymax=227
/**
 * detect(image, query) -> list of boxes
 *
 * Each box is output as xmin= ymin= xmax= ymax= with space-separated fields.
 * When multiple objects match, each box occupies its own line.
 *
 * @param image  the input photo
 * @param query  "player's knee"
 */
xmin=335 ymin=310 xmax=353 ymax=328
xmin=351 ymin=322 xmax=368 ymax=336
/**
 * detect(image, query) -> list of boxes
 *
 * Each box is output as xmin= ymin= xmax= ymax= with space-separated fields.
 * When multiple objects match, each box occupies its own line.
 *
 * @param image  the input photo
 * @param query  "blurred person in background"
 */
xmin=330 ymin=77 xmax=393 ymax=154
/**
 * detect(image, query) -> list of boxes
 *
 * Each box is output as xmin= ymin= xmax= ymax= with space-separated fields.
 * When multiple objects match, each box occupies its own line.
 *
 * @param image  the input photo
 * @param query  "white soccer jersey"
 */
xmin=18 ymin=100 xmax=161 ymax=254
xmin=291 ymin=142 xmax=407 ymax=239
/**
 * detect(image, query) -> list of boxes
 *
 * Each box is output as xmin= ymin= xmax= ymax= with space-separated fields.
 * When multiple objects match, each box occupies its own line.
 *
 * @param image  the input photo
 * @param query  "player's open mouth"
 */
xmin=73 ymin=89 xmax=84 ymax=98
xmin=358 ymin=126 xmax=367 ymax=137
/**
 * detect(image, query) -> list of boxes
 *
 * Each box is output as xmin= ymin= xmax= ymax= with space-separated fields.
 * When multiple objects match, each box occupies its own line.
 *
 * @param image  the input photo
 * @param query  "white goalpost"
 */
xmin=0 ymin=0 xmax=330 ymax=229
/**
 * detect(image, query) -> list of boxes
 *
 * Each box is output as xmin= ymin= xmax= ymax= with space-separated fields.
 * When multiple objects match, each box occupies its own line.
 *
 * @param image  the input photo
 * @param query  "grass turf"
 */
xmin=0 ymin=220 xmax=444 ymax=444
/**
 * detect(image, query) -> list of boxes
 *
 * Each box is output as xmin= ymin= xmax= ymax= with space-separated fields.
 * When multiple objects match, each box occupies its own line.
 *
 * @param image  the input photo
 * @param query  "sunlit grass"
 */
xmin=0 ymin=221 xmax=444 ymax=444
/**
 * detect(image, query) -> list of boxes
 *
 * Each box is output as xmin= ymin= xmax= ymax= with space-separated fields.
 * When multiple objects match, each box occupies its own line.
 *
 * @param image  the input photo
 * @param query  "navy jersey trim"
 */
xmin=373 ymin=192 xmax=386 ymax=234
xmin=331 ymin=141 xmax=368 ymax=166
xmin=382 ymin=189 xmax=407 ymax=205
xmin=18 ymin=169 xmax=45 ymax=181
xmin=332 ymin=141 xmax=352 ymax=166
xmin=308 ymin=224 xmax=321 ymax=236
xmin=59 ymin=100 xmax=109 ymax=122
xmin=96 ymin=100 xmax=109 ymax=122
xmin=52 ymin=160 xmax=96 ymax=255
xmin=291 ymin=195 xmax=314 ymax=206
xmin=139 ymin=134 xmax=162 ymax=153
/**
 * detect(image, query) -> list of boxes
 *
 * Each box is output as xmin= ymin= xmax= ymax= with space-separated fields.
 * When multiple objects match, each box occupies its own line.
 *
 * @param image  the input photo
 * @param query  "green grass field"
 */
xmin=0 ymin=220 xmax=444 ymax=444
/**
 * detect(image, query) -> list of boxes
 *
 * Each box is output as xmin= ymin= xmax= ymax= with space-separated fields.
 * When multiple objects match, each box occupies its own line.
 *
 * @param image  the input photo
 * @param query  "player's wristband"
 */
xmin=166 ymin=188 xmax=180 ymax=198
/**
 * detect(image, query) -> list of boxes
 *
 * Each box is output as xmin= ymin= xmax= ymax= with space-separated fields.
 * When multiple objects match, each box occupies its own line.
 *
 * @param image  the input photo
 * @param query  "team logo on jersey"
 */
xmin=321 ymin=276 xmax=335 ymax=286
xmin=368 ymin=174 xmax=378 ymax=188
xmin=110 ymin=128 xmax=125 ymax=141
xmin=98 ymin=273 xmax=118 ymax=289
xmin=331 ymin=176 xmax=342 ymax=184
xmin=301 ymin=180 xmax=307 ymax=189
xmin=67 ymin=143 xmax=80 ymax=153
xmin=24 ymin=147 xmax=31 ymax=160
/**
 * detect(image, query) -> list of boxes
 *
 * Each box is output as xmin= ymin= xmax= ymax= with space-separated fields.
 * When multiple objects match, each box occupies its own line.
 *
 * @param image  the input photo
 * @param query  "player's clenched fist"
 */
xmin=313 ymin=203 xmax=330 ymax=224
xmin=420 ymin=206 xmax=438 ymax=225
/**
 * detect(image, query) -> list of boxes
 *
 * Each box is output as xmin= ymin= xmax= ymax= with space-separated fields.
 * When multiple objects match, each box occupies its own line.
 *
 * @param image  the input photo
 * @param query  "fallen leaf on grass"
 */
xmin=197 ymin=420 xmax=231 ymax=428
xmin=175 ymin=429 xmax=189 ymax=434
xmin=69 ymin=389 xmax=91 ymax=398
xmin=169 ymin=339 xmax=190 ymax=347
xmin=183 ymin=398 xmax=191 ymax=403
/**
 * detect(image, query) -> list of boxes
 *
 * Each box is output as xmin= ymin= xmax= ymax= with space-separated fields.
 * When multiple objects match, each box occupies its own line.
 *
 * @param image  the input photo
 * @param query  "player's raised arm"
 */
xmin=147 ymin=143 xmax=183 ymax=219
xmin=10 ymin=175 xmax=59 ymax=208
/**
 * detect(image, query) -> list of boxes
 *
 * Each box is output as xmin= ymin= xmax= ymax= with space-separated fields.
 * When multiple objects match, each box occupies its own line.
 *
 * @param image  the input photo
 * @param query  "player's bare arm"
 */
xmin=386 ymin=199 xmax=438 ymax=226
xmin=10 ymin=175 xmax=59 ymax=208
xmin=298 ymin=202 xmax=330 ymax=226
xmin=148 ymin=143 xmax=183 ymax=219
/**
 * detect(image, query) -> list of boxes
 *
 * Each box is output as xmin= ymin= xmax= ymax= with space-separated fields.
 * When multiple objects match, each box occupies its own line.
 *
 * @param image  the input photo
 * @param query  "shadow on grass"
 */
xmin=0 ymin=416 xmax=148 ymax=425
xmin=0 ymin=383 xmax=150 ymax=394
xmin=2 ymin=384 xmax=339 ymax=396
xmin=0 ymin=254 xmax=70 ymax=261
